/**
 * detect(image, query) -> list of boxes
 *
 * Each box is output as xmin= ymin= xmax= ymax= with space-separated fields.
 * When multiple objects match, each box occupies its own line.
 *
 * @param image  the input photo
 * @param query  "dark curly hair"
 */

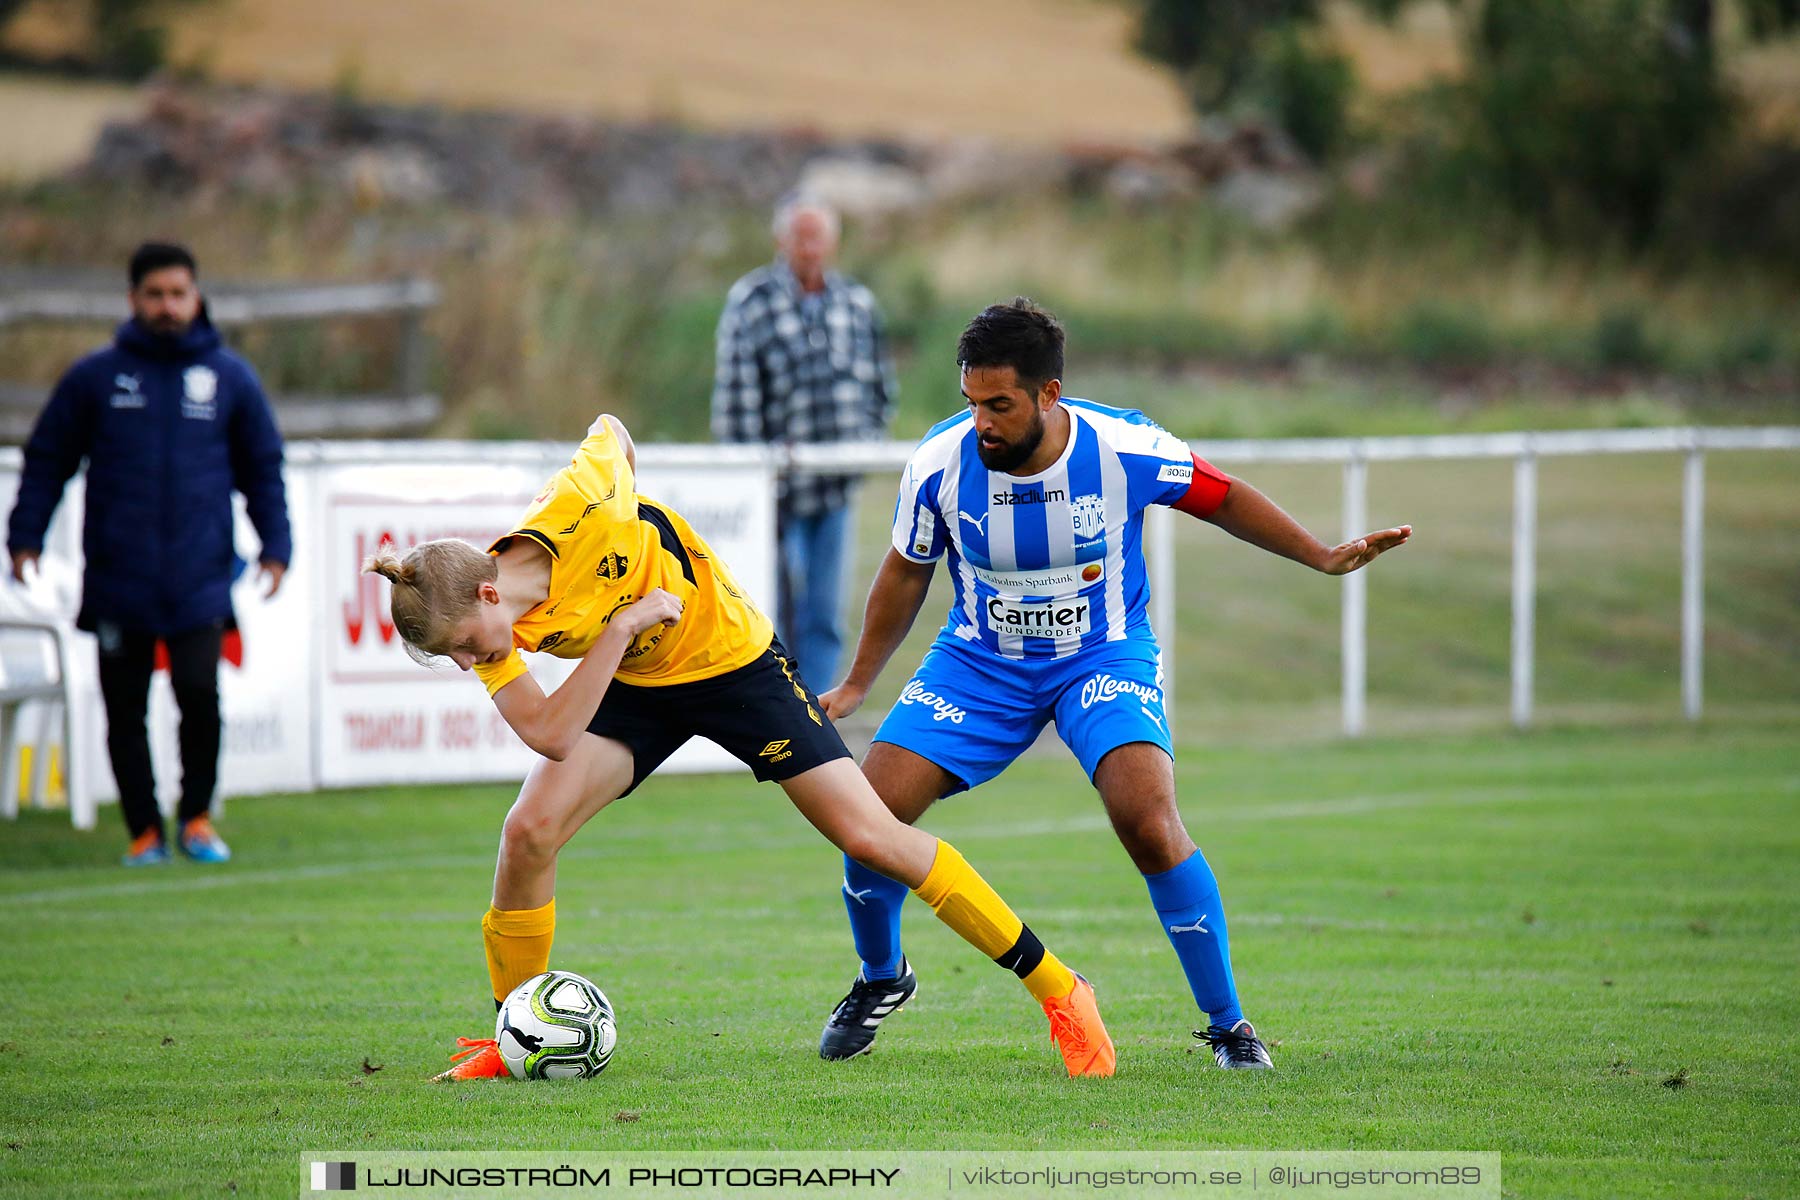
xmin=957 ymin=297 xmax=1064 ymax=393
xmin=128 ymin=242 xmax=197 ymax=287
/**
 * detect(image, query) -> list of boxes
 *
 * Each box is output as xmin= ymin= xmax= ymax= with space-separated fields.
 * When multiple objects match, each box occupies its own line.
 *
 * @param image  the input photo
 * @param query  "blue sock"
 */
xmin=1144 ymin=848 xmax=1245 ymax=1028
xmin=841 ymin=854 xmax=909 ymax=981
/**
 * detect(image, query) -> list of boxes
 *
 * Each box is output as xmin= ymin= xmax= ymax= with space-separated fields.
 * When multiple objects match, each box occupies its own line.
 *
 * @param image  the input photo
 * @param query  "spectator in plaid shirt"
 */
xmin=711 ymin=196 xmax=897 ymax=692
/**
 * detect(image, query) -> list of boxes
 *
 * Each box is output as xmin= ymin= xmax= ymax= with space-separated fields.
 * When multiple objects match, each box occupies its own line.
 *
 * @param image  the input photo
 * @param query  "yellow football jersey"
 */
xmin=472 ymin=417 xmax=772 ymax=695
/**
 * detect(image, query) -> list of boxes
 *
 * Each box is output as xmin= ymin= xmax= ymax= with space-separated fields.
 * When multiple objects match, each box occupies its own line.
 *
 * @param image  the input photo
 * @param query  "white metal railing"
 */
xmin=3 ymin=426 xmax=1793 ymax=746
xmin=1 ymin=277 xmax=444 ymax=439
xmin=790 ymin=425 xmax=1800 ymax=736
xmin=0 ymin=277 xmax=439 ymax=328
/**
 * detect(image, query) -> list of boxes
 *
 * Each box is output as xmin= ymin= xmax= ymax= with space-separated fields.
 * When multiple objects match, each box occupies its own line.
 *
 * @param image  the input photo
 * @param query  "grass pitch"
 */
xmin=2 ymin=721 xmax=1795 ymax=1197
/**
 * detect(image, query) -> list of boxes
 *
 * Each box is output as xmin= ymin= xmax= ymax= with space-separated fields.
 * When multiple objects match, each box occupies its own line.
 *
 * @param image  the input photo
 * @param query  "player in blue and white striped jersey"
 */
xmin=818 ymin=299 xmax=1411 ymax=1071
xmin=891 ymin=394 xmax=1202 ymax=660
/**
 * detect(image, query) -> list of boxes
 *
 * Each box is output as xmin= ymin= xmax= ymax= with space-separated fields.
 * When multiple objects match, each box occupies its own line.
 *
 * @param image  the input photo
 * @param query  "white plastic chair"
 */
xmin=0 ymin=618 xmax=89 ymax=829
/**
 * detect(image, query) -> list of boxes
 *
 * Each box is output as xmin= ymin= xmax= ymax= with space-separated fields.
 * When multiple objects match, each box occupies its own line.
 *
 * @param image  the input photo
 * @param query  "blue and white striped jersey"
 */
xmin=890 ymin=398 xmax=1196 ymax=660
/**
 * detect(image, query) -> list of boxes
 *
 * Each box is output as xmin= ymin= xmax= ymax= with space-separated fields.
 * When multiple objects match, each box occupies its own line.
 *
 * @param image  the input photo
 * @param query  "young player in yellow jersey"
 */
xmin=365 ymin=414 xmax=1115 ymax=1079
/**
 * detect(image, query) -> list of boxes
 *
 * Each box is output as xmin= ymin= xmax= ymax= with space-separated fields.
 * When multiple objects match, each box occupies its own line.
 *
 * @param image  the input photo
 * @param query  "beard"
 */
xmin=143 ymin=314 xmax=192 ymax=337
xmin=976 ymin=410 xmax=1046 ymax=472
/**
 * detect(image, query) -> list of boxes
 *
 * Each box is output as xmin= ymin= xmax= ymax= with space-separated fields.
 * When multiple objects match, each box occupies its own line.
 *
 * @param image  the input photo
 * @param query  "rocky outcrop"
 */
xmin=77 ymin=84 xmax=1324 ymax=228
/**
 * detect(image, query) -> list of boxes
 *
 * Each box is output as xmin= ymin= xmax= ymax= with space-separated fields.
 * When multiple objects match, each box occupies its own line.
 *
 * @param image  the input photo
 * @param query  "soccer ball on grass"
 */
xmin=495 ymin=970 xmax=617 ymax=1079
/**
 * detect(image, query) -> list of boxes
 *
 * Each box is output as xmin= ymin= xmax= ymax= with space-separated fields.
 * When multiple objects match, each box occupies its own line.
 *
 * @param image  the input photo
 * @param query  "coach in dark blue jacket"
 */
xmin=7 ymin=242 xmax=291 ymax=866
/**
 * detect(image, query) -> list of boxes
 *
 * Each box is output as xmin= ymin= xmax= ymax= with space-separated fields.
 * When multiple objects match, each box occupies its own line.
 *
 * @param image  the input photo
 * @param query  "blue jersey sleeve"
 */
xmin=890 ymin=457 xmax=947 ymax=563
xmin=1111 ymin=415 xmax=1195 ymax=511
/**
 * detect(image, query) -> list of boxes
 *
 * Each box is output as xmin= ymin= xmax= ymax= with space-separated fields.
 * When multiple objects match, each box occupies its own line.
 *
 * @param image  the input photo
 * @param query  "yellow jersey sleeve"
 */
xmin=569 ymin=416 xmax=635 ymax=519
xmin=473 ymin=649 xmax=528 ymax=696
xmin=493 ymin=415 xmax=637 ymax=562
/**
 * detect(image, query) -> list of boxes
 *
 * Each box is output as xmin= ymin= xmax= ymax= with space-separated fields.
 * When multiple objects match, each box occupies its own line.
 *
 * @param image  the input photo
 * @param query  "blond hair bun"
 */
xmin=362 ymin=550 xmax=414 ymax=586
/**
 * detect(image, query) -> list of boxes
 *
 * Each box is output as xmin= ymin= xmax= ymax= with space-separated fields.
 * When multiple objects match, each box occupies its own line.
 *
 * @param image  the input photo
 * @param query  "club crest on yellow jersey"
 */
xmin=474 ymin=417 xmax=773 ymax=696
xmin=595 ymin=550 xmax=630 ymax=581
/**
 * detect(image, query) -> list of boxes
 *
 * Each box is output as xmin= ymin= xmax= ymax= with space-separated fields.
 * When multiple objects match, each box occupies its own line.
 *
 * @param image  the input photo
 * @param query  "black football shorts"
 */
xmin=586 ymin=636 xmax=851 ymax=795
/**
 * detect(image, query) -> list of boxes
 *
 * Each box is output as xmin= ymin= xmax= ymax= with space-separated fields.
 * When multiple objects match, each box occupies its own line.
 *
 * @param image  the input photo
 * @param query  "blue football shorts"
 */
xmin=871 ymin=634 xmax=1172 ymax=795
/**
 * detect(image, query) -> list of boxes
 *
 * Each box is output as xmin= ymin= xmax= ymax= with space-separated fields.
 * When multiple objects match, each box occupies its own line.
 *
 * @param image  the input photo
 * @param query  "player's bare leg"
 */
xmin=795 ymin=756 xmax=1113 ymax=1075
xmin=492 ymin=733 xmax=636 ymax=911
xmin=809 ymin=744 xmax=947 ymax=1059
xmin=1093 ymin=742 xmax=1195 ymax=874
xmin=434 ymin=734 xmax=634 ymax=1081
xmin=779 ymin=757 xmax=948 ymax=890
xmin=860 ymin=741 xmax=955 ymax=825
xmin=1095 ymin=742 xmax=1272 ymax=1069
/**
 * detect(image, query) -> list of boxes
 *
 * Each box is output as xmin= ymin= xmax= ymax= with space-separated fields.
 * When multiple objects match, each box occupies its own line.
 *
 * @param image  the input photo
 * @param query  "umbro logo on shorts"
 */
xmin=760 ymin=739 xmax=792 ymax=761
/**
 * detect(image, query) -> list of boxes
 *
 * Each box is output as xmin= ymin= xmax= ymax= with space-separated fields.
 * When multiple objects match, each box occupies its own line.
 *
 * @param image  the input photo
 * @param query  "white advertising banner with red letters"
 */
xmin=210 ymin=473 xmax=316 ymax=797
xmin=0 ymin=442 xmax=778 ymax=809
xmin=316 ymin=460 xmax=564 ymax=786
xmin=312 ymin=448 xmax=778 ymax=788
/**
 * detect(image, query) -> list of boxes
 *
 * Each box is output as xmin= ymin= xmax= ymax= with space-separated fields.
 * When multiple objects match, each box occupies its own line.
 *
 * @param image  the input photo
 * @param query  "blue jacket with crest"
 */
xmin=7 ymin=308 xmax=292 ymax=635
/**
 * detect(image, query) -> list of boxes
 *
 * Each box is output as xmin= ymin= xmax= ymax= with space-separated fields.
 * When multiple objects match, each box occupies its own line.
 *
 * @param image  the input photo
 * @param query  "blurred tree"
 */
xmin=1252 ymin=24 xmax=1355 ymax=161
xmin=1454 ymin=0 xmax=1799 ymax=242
xmin=1464 ymin=0 xmax=1724 ymax=244
xmin=1133 ymin=0 xmax=1356 ymax=160
xmin=0 ymin=0 xmax=206 ymax=78
xmin=1134 ymin=0 xmax=1315 ymax=111
xmin=1132 ymin=0 xmax=1800 ymax=242
xmin=1739 ymin=0 xmax=1800 ymax=35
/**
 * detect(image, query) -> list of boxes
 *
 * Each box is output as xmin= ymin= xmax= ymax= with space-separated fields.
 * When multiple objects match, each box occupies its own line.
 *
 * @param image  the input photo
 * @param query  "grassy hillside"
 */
xmin=6 ymin=188 xmax=1793 ymax=448
xmin=0 ymin=74 xmax=140 ymax=182
xmin=8 ymin=0 xmax=1793 ymax=145
xmin=1 ymin=0 xmax=1192 ymax=144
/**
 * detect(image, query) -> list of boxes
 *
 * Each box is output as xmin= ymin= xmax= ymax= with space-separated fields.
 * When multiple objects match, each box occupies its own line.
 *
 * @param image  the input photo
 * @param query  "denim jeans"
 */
xmin=778 ymin=502 xmax=851 ymax=694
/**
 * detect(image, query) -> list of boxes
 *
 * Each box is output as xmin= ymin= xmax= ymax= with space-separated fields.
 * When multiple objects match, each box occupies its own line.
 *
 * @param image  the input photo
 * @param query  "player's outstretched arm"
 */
xmin=492 ymin=588 xmax=682 ymax=760
xmin=820 ymin=549 xmax=936 ymax=720
xmin=1205 ymin=476 xmax=1411 ymax=575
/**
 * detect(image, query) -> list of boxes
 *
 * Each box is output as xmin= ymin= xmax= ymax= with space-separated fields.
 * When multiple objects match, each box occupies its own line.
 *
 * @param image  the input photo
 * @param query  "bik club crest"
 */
xmin=594 ymin=550 xmax=629 ymax=581
xmin=1071 ymin=494 xmax=1107 ymax=540
xmin=181 ymin=366 xmax=218 ymax=419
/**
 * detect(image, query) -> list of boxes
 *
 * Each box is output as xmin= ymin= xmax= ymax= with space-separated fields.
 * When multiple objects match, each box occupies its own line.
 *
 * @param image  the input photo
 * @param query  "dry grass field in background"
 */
xmin=158 ymin=0 xmax=1191 ymax=144
xmin=3 ymin=0 xmax=1794 ymax=181
xmin=0 ymin=0 xmax=1191 ymax=184
xmin=0 ymin=74 xmax=141 ymax=181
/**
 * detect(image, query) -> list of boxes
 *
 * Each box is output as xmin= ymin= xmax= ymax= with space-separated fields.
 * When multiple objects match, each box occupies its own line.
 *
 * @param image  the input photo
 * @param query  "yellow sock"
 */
xmin=911 ymin=839 xmax=1078 ymax=1005
xmin=482 ymin=898 xmax=556 ymax=1004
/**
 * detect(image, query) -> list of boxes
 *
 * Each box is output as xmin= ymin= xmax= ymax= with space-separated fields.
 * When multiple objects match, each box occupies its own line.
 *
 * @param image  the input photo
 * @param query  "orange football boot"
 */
xmin=121 ymin=829 xmax=170 ymax=867
xmin=429 ymin=1037 xmax=508 ymax=1082
xmin=1043 ymin=975 xmax=1116 ymax=1077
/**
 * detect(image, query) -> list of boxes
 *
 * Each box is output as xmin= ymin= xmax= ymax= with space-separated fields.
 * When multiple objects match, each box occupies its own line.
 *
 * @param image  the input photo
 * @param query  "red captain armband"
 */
xmin=1171 ymin=452 xmax=1232 ymax=518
